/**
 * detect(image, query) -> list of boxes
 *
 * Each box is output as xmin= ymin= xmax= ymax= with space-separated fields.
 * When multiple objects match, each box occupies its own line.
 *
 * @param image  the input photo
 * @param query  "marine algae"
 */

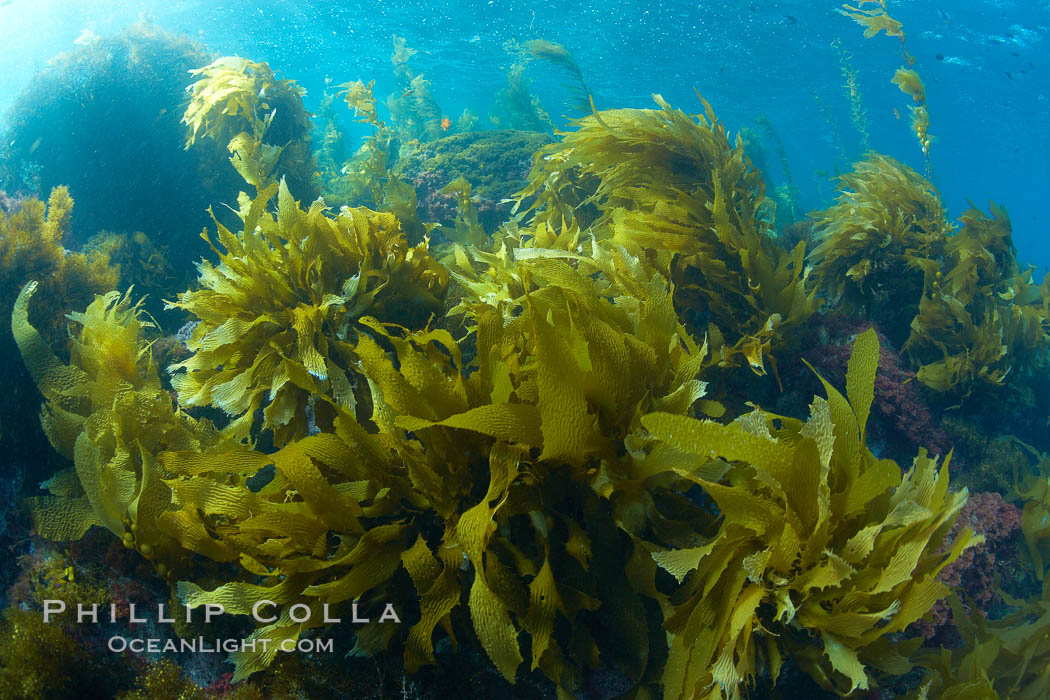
xmin=387 ymin=35 xmax=445 ymax=143
xmin=838 ymin=1 xmax=904 ymax=40
xmin=13 ymin=280 xmax=232 ymax=578
xmin=809 ymin=154 xmax=950 ymax=329
xmin=517 ymin=94 xmax=816 ymax=375
xmin=903 ymin=204 xmax=1049 ymax=396
xmin=646 ymin=328 xmax=978 ymax=698
xmin=332 ymin=78 xmax=428 ymax=241
xmin=4 ymin=59 xmax=1018 ymax=699
xmin=0 ymin=187 xmax=118 ymax=350
xmin=167 ymin=180 xmax=449 ymax=445
xmin=911 ymin=569 xmax=1050 ymax=698
xmin=161 ymin=235 xmax=710 ymax=688
xmin=839 ymin=1 xmax=933 ymax=172
xmin=183 ymin=56 xmax=317 ymax=199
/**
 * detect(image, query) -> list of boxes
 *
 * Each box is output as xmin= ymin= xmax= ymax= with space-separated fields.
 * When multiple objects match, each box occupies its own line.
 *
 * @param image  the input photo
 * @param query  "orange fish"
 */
xmin=440 ymin=117 xmax=452 ymax=131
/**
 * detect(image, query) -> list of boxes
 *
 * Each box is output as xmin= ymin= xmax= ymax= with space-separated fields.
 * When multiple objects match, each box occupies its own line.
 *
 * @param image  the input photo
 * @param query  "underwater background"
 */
xmin=0 ymin=0 xmax=1049 ymax=698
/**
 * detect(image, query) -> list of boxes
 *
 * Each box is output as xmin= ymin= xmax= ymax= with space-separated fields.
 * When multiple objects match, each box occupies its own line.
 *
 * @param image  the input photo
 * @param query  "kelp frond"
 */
xmin=646 ymin=329 xmax=978 ymax=698
xmin=14 ymin=281 xmax=229 ymax=578
xmin=809 ymin=153 xmax=950 ymax=320
xmin=167 ymin=179 xmax=448 ymax=445
xmin=903 ymin=202 xmax=1049 ymax=395
xmin=517 ymin=94 xmax=816 ymax=375
xmin=183 ymin=56 xmax=315 ymax=195
xmin=0 ymin=186 xmax=118 ymax=349
xmin=152 ymin=239 xmax=711 ymax=690
xmin=524 ymin=38 xmax=593 ymax=112
xmin=838 ymin=1 xmax=905 ymax=40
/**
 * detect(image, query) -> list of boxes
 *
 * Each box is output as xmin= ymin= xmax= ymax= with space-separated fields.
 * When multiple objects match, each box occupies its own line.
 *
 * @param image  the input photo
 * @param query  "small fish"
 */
xmin=893 ymin=107 xmax=902 ymax=120
xmin=440 ymin=117 xmax=452 ymax=131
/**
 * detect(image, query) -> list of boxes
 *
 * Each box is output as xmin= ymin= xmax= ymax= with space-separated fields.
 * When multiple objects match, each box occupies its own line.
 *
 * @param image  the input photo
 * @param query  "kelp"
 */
xmin=523 ymin=39 xmax=592 ymax=112
xmin=903 ymin=203 xmax=1050 ymax=395
xmin=155 ymin=239 xmax=713 ymax=690
xmin=489 ymin=59 xmax=556 ymax=132
xmin=436 ymin=177 xmax=487 ymax=248
xmin=905 ymin=439 xmax=1050 ymax=698
xmin=332 ymin=78 xmax=428 ymax=241
xmin=892 ymin=68 xmax=932 ymax=166
xmin=13 ymin=281 xmax=228 ymax=579
xmin=838 ymin=1 xmax=904 ymax=40
xmin=167 ymin=180 xmax=449 ymax=445
xmin=0 ymin=187 xmax=119 ymax=349
xmin=0 ymin=186 xmax=119 ymax=484
xmin=833 ymin=38 xmax=871 ymax=152
xmin=183 ymin=56 xmax=316 ymax=198
xmin=387 ymin=35 xmax=444 ymax=142
xmin=839 ymin=1 xmax=932 ymax=171
xmin=517 ymin=94 xmax=816 ymax=375
xmin=645 ymin=328 xmax=978 ymax=699
xmin=1015 ymin=447 xmax=1050 ymax=580
xmin=911 ymin=585 xmax=1050 ymax=699
xmin=314 ymin=92 xmax=348 ymax=187
xmin=809 ymin=154 xmax=950 ymax=327
xmin=15 ymin=216 xmax=976 ymax=697
xmin=811 ymin=158 xmax=1049 ymax=395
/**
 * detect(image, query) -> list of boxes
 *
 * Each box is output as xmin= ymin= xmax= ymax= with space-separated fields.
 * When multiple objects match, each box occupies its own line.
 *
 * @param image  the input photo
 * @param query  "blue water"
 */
xmin=1 ymin=0 xmax=1047 ymax=269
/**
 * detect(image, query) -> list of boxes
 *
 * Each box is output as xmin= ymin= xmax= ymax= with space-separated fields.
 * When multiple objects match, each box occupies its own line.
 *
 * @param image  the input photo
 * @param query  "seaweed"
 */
xmin=647 ymin=329 xmax=977 ymax=698
xmin=839 ymin=1 xmax=933 ymax=172
xmin=809 ymin=153 xmax=950 ymax=340
xmin=489 ymin=60 xmax=556 ymax=133
xmin=833 ymin=38 xmax=871 ymax=152
xmin=167 ymin=180 xmax=449 ymax=445
xmin=387 ymin=35 xmax=445 ymax=143
xmin=0 ymin=187 xmax=118 ymax=480
xmin=517 ymin=94 xmax=816 ymax=376
xmin=13 ymin=280 xmax=234 ymax=582
xmin=903 ymin=203 xmax=1049 ymax=396
xmin=314 ymin=91 xmax=349 ymax=187
xmin=0 ymin=187 xmax=119 ymax=351
xmin=838 ymin=2 xmax=904 ymax=40
xmin=150 ymin=237 xmax=711 ymax=691
xmin=523 ymin=39 xmax=593 ymax=112
xmin=183 ymin=56 xmax=317 ymax=200
xmin=912 ymin=520 xmax=1050 ymax=700
xmin=331 ymin=78 xmax=429 ymax=241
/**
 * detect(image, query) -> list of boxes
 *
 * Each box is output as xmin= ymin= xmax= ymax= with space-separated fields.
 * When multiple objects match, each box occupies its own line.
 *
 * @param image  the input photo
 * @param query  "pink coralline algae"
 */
xmin=803 ymin=316 xmax=949 ymax=456
xmin=939 ymin=491 xmax=1022 ymax=600
xmin=914 ymin=490 xmax=1022 ymax=640
xmin=412 ymin=170 xmax=459 ymax=225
